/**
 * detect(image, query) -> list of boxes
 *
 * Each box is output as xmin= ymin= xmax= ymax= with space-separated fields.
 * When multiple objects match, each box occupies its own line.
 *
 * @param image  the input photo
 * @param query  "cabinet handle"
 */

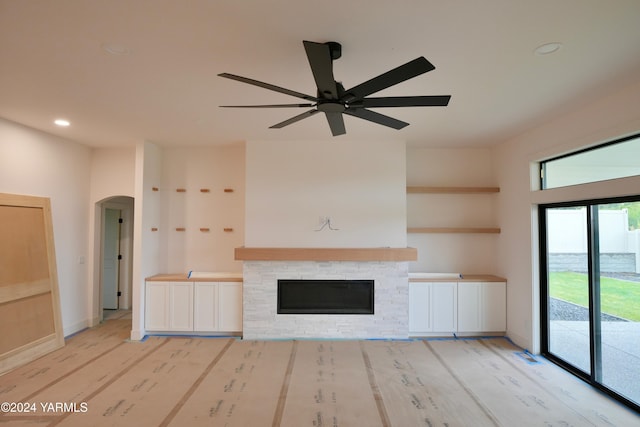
xmin=176 ymin=227 xmax=186 ymax=232
xmin=223 ymin=228 xmax=233 ymax=232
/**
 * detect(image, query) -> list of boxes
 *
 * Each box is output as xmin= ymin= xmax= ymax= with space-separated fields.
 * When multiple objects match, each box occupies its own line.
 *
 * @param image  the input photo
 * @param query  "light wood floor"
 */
xmin=0 ymin=317 xmax=638 ymax=426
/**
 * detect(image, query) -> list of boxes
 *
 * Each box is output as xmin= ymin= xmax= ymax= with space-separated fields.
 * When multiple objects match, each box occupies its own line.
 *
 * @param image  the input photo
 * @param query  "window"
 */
xmin=541 ymin=133 xmax=640 ymax=189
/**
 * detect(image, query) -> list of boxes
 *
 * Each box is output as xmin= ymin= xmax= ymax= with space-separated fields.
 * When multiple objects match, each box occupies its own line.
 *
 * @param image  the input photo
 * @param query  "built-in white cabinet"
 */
xmin=409 ymin=279 xmax=506 ymax=336
xmin=146 ymin=279 xmax=242 ymax=333
xmin=193 ymin=281 xmax=243 ymax=332
xmin=218 ymin=282 xmax=243 ymax=331
xmin=193 ymin=282 xmax=218 ymax=331
xmin=409 ymin=282 xmax=457 ymax=334
xmin=457 ymin=282 xmax=506 ymax=333
xmin=145 ymin=281 xmax=194 ymax=331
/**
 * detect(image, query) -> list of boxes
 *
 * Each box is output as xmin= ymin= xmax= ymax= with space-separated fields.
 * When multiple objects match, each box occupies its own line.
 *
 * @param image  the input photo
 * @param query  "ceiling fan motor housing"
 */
xmin=326 ymin=41 xmax=342 ymax=60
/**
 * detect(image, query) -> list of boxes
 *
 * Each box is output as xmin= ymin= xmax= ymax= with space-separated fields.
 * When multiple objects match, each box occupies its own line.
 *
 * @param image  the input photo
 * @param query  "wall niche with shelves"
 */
xmin=406 ymin=148 xmax=501 ymax=273
xmin=158 ymin=146 xmax=245 ymax=273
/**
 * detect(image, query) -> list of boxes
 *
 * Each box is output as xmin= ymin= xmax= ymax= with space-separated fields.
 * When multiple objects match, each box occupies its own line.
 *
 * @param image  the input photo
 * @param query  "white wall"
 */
xmin=245 ymin=139 xmax=407 ymax=248
xmin=160 ymin=145 xmax=245 ymax=273
xmin=406 ymin=148 xmax=498 ymax=273
xmin=88 ymin=148 xmax=136 ymax=325
xmin=90 ymin=148 xmax=136 ymax=202
xmin=494 ymin=78 xmax=640 ymax=352
xmin=0 ymin=117 xmax=92 ymax=336
xmin=131 ymin=141 xmax=163 ymax=340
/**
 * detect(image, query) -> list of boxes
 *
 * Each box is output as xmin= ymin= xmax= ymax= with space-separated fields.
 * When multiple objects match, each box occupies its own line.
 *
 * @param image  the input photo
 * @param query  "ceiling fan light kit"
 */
xmin=219 ymin=40 xmax=451 ymax=136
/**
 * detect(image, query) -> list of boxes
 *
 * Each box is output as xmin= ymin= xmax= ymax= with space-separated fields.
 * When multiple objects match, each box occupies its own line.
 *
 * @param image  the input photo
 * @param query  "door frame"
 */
xmin=98 ymin=197 xmax=134 ymax=320
xmin=539 ymin=195 xmax=640 ymax=413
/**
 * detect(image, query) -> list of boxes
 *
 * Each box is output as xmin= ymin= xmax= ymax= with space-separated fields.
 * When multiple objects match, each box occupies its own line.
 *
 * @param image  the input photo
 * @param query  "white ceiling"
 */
xmin=1 ymin=0 xmax=640 ymax=149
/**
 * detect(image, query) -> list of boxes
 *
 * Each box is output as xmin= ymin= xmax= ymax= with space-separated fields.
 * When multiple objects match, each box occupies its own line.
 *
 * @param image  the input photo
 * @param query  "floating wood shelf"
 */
xmin=235 ymin=247 xmax=418 ymax=261
xmin=407 ymin=186 xmax=499 ymax=194
xmin=408 ymin=227 xmax=501 ymax=234
xmin=409 ymin=274 xmax=507 ymax=282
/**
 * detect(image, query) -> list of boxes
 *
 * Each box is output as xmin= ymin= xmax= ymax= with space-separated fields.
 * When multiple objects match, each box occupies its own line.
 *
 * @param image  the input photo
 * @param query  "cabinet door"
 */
xmin=482 ymin=282 xmax=506 ymax=332
xmin=409 ymin=283 xmax=431 ymax=333
xmin=219 ymin=282 xmax=243 ymax=331
xmin=194 ymin=282 xmax=218 ymax=331
xmin=457 ymin=283 xmax=482 ymax=332
xmin=145 ymin=282 xmax=169 ymax=331
xmin=409 ymin=282 xmax=457 ymax=334
xmin=431 ymin=282 xmax=457 ymax=332
xmin=168 ymin=282 xmax=194 ymax=331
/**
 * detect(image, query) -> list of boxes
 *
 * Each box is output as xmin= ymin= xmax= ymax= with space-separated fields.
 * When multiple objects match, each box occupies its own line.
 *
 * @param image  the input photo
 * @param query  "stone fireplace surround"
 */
xmin=237 ymin=247 xmax=416 ymax=340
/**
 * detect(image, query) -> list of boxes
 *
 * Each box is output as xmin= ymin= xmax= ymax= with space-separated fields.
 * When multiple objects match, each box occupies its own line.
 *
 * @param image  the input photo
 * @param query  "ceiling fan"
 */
xmin=218 ymin=40 xmax=451 ymax=136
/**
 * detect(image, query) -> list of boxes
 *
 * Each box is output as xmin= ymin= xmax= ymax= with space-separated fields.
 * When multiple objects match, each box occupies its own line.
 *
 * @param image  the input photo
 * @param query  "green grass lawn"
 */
xmin=549 ymin=271 xmax=640 ymax=321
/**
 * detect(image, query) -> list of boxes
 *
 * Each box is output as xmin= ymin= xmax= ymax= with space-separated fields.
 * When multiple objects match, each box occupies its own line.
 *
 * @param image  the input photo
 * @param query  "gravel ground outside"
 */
xmin=549 ymin=271 xmax=640 ymax=321
xmin=549 ymin=298 xmax=628 ymax=321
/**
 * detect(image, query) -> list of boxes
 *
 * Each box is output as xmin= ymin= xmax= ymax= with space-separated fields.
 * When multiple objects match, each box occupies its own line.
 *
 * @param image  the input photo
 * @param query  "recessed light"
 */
xmin=101 ymin=43 xmax=132 ymax=56
xmin=54 ymin=119 xmax=70 ymax=127
xmin=534 ymin=42 xmax=562 ymax=55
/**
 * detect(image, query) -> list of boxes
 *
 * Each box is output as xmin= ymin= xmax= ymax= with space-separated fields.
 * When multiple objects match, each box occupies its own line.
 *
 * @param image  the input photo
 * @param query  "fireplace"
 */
xmin=277 ymin=279 xmax=374 ymax=314
xmin=241 ymin=260 xmax=410 ymax=339
xmin=237 ymin=249 xmax=416 ymax=339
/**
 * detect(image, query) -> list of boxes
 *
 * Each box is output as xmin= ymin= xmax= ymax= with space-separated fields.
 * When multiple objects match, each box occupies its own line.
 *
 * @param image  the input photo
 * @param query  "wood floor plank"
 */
xmin=482 ymin=338 xmax=640 ymax=427
xmin=0 ymin=419 xmax=51 ymax=426
xmin=0 ymin=320 xmax=131 ymax=402
xmin=2 ymin=323 xmax=638 ymax=427
xmin=427 ymin=338 xmax=601 ymax=426
xmin=279 ymin=340 xmax=384 ymax=427
xmin=53 ymin=337 xmax=231 ymax=427
xmin=10 ymin=337 xmax=166 ymax=419
xmin=166 ymin=340 xmax=294 ymax=427
xmin=363 ymin=340 xmax=498 ymax=426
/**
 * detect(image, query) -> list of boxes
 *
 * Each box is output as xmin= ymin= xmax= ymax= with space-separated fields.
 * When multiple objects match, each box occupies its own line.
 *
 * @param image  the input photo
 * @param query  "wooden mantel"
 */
xmin=234 ymin=247 xmax=418 ymax=262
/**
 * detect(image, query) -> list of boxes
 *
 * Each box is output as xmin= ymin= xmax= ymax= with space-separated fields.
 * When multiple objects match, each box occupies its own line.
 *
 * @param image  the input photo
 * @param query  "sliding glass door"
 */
xmin=545 ymin=206 xmax=591 ymax=373
xmin=541 ymin=198 xmax=640 ymax=412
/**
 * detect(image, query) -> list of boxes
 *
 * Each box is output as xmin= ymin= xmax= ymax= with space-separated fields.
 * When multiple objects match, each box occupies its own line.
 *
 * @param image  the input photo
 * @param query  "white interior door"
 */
xmin=102 ymin=208 xmax=120 ymax=310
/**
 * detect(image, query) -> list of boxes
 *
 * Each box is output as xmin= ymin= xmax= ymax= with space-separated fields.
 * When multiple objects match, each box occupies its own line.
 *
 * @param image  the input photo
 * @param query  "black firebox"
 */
xmin=277 ymin=279 xmax=374 ymax=314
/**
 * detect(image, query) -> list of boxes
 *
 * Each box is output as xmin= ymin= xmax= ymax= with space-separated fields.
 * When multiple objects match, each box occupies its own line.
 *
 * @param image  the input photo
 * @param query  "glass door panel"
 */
xmin=546 ymin=207 xmax=591 ymax=373
xmin=596 ymin=202 xmax=640 ymax=406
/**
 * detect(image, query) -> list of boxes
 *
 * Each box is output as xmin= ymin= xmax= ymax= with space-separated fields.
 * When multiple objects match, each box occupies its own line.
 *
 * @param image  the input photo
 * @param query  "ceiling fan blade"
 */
xmin=269 ymin=109 xmax=320 ymax=129
xmin=324 ymin=112 xmax=346 ymax=136
xmin=218 ymin=73 xmax=317 ymax=101
xmin=344 ymin=108 xmax=409 ymax=130
xmin=342 ymin=57 xmax=435 ymax=101
xmin=220 ymin=103 xmax=315 ymax=108
xmin=303 ymin=41 xmax=339 ymax=99
xmin=355 ymin=95 xmax=451 ymax=108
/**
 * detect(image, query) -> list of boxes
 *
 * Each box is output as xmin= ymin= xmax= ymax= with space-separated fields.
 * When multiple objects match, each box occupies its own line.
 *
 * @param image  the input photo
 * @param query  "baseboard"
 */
xmin=505 ymin=329 xmax=531 ymax=352
xmin=63 ymin=318 xmax=91 ymax=338
xmin=130 ymin=329 xmax=145 ymax=341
